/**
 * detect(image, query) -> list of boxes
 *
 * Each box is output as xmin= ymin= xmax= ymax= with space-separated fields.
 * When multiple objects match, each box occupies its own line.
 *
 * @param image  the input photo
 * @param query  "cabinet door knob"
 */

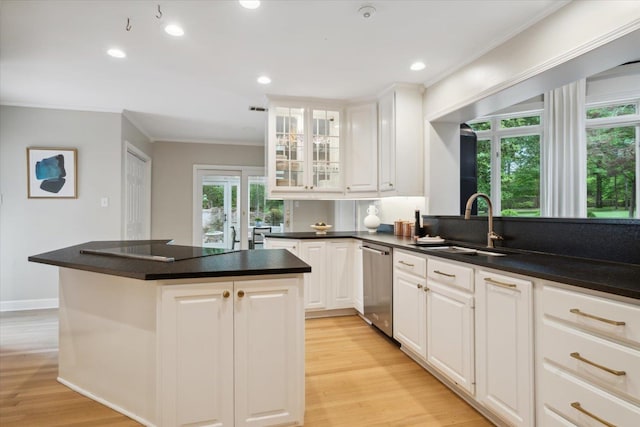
xmin=237 ymin=290 xmax=245 ymax=298
xmin=222 ymin=290 xmax=230 ymax=298
xmin=347 ymin=186 xmax=351 ymax=190
xmin=417 ymin=284 xmax=423 ymax=289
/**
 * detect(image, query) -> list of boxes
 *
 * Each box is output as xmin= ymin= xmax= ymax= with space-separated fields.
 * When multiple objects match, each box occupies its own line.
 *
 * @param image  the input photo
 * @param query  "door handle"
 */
xmin=362 ymin=246 xmax=389 ymax=256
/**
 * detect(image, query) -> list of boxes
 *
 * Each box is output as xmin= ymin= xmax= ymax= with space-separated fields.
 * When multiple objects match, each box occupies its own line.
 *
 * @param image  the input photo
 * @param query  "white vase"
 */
xmin=363 ymin=205 xmax=380 ymax=233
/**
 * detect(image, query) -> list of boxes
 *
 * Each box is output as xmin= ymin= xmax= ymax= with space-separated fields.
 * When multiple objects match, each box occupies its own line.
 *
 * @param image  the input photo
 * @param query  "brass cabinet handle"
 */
xmin=417 ymin=284 xmax=423 ymax=289
xmin=570 ymin=352 xmax=626 ymax=376
xmin=434 ymin=270 xmax=455 ymax=278
xmin=569 ymin=308 xmax=626 ymax=326
xmin=571 ymin=402 xmax=616 ymax=427
xmin=484 ymin=277 xmax=517 ymax=289
xmin=399 ymin=260 xmax=414 ymax=267
xmin=347 ymin=186 xmax=351 ymax=190
xmin=222 ymin=290 xmax=230 ymax=298
xmin=237 ymin=290 xmax=245 ymax=298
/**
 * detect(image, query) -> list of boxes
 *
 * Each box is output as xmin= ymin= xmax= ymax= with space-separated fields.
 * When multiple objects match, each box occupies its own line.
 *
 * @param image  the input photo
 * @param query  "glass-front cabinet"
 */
xmin=268 ymin=98 xmax=343 ymax=197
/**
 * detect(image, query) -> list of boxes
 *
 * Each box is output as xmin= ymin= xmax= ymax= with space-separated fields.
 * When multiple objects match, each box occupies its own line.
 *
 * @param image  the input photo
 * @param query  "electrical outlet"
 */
xmin=100 ymin=197 xmax=109 ymax=207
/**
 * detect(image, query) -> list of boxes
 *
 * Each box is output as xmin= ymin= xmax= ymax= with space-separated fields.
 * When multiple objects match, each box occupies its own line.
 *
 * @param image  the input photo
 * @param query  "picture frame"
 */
xmin=27 ymin=147 xmax=78 ymax=198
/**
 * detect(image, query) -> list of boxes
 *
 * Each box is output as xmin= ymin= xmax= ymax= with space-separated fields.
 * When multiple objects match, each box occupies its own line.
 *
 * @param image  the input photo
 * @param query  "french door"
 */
xmin=196 ymin=170 xmax=240 ymax=249
xmin=193 ymin=166 xmax=267 ymax=250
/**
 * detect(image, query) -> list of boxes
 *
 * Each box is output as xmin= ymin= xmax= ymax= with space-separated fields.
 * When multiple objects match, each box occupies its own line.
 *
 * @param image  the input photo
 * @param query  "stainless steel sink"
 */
xmin=427 ymin=246 xmax=507 ymax=257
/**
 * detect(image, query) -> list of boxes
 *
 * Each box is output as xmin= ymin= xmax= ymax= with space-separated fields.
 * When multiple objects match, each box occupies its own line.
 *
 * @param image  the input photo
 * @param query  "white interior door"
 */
xmin=124 ymin=143 xmax=151 ymax=240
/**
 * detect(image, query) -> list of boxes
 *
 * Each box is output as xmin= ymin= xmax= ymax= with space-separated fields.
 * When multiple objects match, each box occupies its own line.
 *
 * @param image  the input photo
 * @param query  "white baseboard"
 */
xmin=0 ymin=298 xmax=59 ymax=312
xmin=57 ymin=377 xmax=155 ymax=427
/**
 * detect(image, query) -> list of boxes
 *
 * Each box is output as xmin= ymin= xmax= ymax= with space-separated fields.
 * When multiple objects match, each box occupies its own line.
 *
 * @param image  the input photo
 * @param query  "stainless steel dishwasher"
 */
xmin=362 ymin=242 xmax=393 ymax=337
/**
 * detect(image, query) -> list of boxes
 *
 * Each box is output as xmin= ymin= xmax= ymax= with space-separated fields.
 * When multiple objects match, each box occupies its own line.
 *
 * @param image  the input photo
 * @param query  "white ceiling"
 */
xmin=0 ymin=0 xmax=567 ymax=145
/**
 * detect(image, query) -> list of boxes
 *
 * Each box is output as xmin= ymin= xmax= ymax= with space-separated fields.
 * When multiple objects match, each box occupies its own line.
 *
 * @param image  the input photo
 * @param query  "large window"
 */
xmin=469 ymin=113 xmax=542 ymax=216
xmin=585 ymin=100 xmax=639 ymax=218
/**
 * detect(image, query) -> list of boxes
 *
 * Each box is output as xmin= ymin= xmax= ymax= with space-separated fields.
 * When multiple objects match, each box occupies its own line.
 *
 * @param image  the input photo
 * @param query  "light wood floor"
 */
xmin=0 ymin=310 xmax=491 ymax=426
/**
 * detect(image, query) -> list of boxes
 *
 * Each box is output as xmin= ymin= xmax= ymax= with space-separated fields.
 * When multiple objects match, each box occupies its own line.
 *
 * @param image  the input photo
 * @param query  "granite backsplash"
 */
xmin=413 ymin=216 xmax=640 ymax=265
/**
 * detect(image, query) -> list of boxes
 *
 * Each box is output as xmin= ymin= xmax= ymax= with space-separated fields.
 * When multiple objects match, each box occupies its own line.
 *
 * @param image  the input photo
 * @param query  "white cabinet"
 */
xmin=329 ymin=240 xmax=352 ymax=309
xmin=299 ymin=240 xmax=328 ymax=310
xmin=377 ymin=84 xmax=423 ymax=196
xmin=267 ymin=98 xmax=344 ymax=198
xmin=426 ymin=258 xmax=475 ymax=395
xmin=267 ymin=238 xmax=356 ymax=312
xmin=263 ymin=237 xmax=299 ymax=256
xmin=476 ymin=269 xmax=533 ymax=427
xmin=345 ymin=102 xmax=378 ymax=195
xmin=393 ymin=249 xmax=427 ymax=359
xmin=536 ymin=282 xmax=640 ymax=427
xmin=352 ymin=241 xmax=364 ymax=314
xmin=159 ymin=278 xmax=304 ymax=427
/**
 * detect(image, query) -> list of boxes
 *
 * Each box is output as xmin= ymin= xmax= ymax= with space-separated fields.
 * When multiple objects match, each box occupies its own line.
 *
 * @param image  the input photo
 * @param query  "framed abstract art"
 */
xmin=27 ymin=147 xmax=78 ymax=198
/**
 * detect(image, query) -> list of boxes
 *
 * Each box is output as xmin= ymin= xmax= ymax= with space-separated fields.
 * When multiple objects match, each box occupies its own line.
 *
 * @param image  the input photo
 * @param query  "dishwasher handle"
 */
xmin=362 ymin=246 xmax=390 ymax=256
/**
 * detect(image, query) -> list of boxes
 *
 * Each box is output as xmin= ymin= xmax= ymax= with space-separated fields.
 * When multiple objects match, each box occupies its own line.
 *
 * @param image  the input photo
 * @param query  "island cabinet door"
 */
xmin=234 ymin=278 xmax=305 ymax=427
xmin=159 ymin=282 xmax=235 ymax=427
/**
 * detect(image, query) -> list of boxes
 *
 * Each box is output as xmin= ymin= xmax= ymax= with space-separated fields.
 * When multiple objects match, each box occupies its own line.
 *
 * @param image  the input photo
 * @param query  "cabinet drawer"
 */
xmin=427 ymin=258 xmax=473 ymax=292
xmin=394 ymin=250 xmax=426 ymax=278
xmin=542 ymin=285 xmax=640 ymax=346
xmin=541 ymin=362 xmax=640 ymax=427
xmin=543 ymin=318 xmax=640 ymax=401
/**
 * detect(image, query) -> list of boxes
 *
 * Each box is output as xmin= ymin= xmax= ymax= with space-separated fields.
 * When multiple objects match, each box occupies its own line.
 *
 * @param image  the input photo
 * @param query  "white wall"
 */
xmin=151 ymin=141 xmax=264 ymax=245
xmin=422 ymin=1 xmax=640 ymax=215
xmin=0 ymin=106 xmax=123 ymax=310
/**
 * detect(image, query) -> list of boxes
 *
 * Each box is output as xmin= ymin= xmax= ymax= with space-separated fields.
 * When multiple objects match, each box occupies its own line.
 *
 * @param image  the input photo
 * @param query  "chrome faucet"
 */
xmin=464 ymin=193 xmax=503 ymax=248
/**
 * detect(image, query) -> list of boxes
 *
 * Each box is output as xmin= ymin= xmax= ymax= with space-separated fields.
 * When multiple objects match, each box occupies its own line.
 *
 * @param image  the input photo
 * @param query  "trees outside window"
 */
xmin=586 ymin=101 xmax=639 ymax=218
xmin=469 ymin=114 xmax=542 ymax=216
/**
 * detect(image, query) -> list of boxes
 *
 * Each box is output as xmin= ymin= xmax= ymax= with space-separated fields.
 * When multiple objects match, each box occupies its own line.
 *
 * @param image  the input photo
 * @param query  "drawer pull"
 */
xmin=399 ymin=260 xmax=415 ymax=267
xmin=570 ymin=352 xmax=626 ymax=376
xmin=571 ymin=402 xmax=616 ymax=427
xmin=434 ymin=270 xmax=455 ymax=278
xmin=569 ymin=308 xmax=626 ymax=326
xmin=484 ymin=277 xmax=517 ymax=289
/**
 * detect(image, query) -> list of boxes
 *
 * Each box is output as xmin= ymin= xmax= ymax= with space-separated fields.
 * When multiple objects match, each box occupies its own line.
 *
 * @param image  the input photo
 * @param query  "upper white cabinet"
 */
xmin=377 ymin=84 xmax=424 ymax=196
xmin=476 ymin=269 xmax=533 ymax=427
xmin=345 ymin=102 xmax=378 ymax=195
xmin=267 ymin=84 xmax=424 ymax=199
xmin=267 ymin=98 xmax=344 ymax=197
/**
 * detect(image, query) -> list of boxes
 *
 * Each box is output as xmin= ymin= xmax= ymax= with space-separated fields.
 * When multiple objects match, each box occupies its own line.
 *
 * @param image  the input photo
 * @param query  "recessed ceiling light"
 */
xmin=164 ymin=24 xmax=184 ymax=37
xmin=257 ymin=75 xmax=271 ymax=85
xmin=239 ymin=0 xmax=261 ymax=9
xmin=107 ymin=48 xmax=126 ymax=58
xmin=410 ymin=61 xmax=426 ymax=71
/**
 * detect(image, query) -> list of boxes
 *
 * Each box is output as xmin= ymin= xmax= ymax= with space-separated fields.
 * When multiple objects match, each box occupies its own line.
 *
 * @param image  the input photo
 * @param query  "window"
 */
xmin=585 ymin=99 xmax=639 ymax=218
xmin=469 ymin=112 xmax=542 ymax=216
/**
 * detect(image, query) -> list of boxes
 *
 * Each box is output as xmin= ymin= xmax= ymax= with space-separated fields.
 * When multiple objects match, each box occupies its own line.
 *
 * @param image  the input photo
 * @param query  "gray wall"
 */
xmin=151 ymin=141 xmax=265 ymax=245
xmin=0 ymin=106 xmax=122 ymax=309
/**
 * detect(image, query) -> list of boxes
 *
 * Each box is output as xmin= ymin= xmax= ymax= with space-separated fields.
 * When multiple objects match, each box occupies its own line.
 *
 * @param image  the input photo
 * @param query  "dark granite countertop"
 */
xmin=266 ymin=232 xmax=640 ymax=300
xmin=29 ymin=240 xmax=311 ymax=281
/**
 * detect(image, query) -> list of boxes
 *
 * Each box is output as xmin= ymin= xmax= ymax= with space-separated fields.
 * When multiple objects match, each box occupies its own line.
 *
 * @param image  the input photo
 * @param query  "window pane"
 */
xmin=500 ymin=135 xmax=540 ymax=216
xmin=476 ymin=139 xmax=492 ymax=216
xmin=500 ymin=116 xmax=541 ymax=128
xmin=586 ymin=126 xmax=637 ymax=218
xmin=469 ymin=121 xmax=491 ymax=132
xmin=586 ymin=104 xmax=637 ymax=119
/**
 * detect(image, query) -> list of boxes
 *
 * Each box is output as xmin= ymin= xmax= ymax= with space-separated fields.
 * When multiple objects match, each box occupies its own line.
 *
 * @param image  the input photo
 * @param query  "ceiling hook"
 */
xmin=156 ymin=4 xmax=163 ymax=19
xmin=126 ymin=17 xmax=132 ymax=31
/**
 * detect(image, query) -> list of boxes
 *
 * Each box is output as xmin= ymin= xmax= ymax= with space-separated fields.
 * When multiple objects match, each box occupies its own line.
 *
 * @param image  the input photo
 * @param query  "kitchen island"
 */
xmin=29 ymin=240 xmax=311 ymax=427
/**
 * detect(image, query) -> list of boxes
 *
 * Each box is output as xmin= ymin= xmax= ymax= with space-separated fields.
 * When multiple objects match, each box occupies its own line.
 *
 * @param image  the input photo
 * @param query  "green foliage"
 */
xmin=469 ymin=121 xmax=491 ymax=131
xmin=500 ymin=116 xmax=540 ymax=128
xmin=500 ymin=209 xmax=519 ymax=216
xmin=586 ymin=126 xmax=636 ymax=217
xmin=586 ymin=104 xmax=636 ymax=119
xmin=500 ymin=135 xmax=540 ymax=213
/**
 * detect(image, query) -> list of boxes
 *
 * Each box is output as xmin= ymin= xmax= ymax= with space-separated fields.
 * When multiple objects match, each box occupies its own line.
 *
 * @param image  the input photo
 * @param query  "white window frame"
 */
xmin=584 ymin=97 xmax=640 ymax=218
xmin=469 ymin=110 xmax=543 ymax=215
